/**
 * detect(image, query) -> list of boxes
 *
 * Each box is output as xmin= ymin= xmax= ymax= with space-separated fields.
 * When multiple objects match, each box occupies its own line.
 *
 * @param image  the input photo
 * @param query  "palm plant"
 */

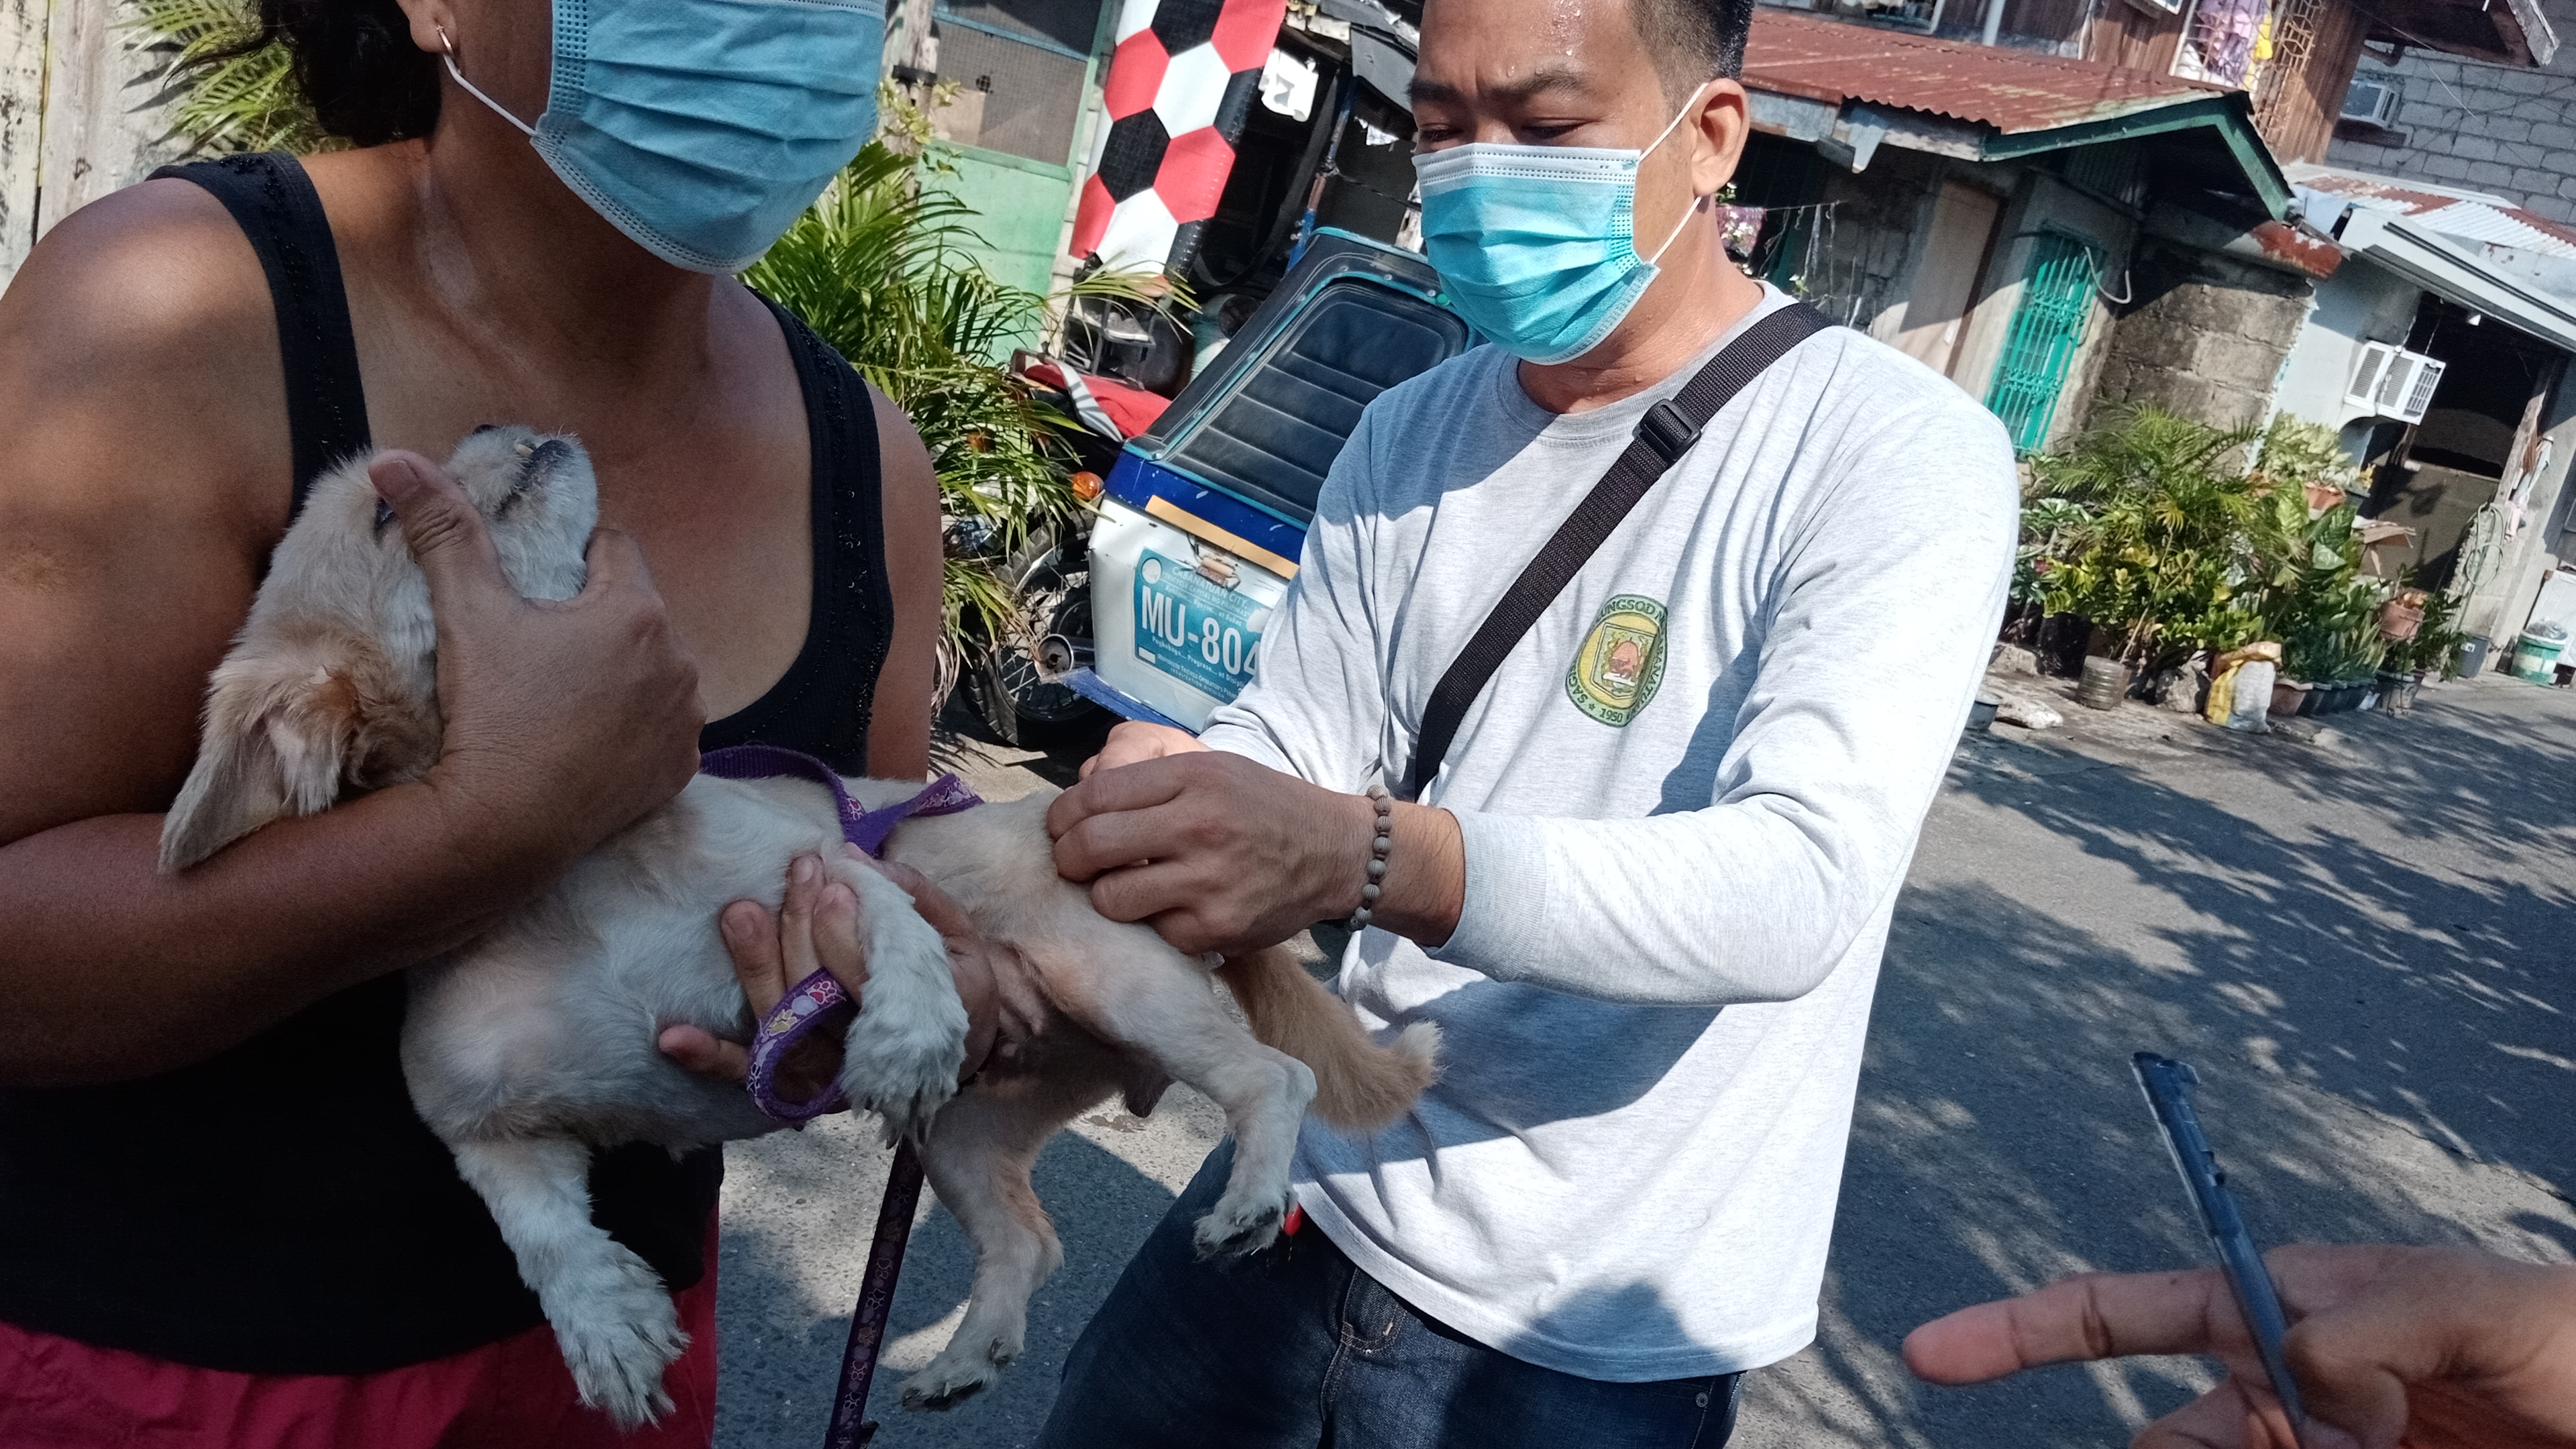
xmin=746 ymin=143 xmax=1071 ymax=653
xmin=2023 ymin=407 xmax=2265 ymax=669
xmin=133 ymin=0 xmax=330 ymax=154
xmin=743 ymin=136 xmax=1180 ymax=697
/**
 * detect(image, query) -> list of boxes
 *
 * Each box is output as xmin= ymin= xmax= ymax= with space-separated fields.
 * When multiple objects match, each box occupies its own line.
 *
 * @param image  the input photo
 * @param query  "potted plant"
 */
xmin=2379 ymin=587 xmax=2428 ymax=643
xmin=2245 ymin=462 xmax=2395 ymax=717
xmin=2377 ymin=590 xmax=2466 ymax=712
xmin=2019 ymin=408 xmax=2263 ymax=690
xmin=2418 ymin=592 xmax=2469 ymax=681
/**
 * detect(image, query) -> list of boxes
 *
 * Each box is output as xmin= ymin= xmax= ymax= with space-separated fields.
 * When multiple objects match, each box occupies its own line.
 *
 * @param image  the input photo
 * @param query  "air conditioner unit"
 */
xmin=2341 ymin=77 xmax=2400 ymax=125
xmin=2344 ymin=341 xmax=2446 ymax=423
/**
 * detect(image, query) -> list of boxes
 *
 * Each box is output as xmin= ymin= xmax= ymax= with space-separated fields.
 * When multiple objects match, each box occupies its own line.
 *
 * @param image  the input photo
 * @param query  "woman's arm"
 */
xmin=861 ymin=386 xmax=939 ymax=782
xmin=0 ymin=186 xmax=703 ymax=1086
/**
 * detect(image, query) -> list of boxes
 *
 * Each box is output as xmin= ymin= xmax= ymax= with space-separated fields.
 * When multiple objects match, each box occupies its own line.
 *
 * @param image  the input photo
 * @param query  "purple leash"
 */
xmin=697 ymin=744 xmax=982 ymax=1448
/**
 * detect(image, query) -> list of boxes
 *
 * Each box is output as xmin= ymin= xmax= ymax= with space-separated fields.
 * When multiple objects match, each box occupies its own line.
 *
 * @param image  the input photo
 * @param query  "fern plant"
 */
xmin=132 ymin=0 xmax=331 ymax=154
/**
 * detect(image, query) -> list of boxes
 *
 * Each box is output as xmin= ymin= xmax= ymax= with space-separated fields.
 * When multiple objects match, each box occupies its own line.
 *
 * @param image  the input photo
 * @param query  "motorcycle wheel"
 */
xmin=965 ymin=529 xmax=1109 ymax=751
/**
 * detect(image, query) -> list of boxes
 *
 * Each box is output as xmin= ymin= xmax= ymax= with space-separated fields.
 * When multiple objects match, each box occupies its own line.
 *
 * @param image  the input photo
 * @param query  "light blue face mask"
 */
xmin=1412 ymin=89 xmax=1709 ymax=365
xmin=442 ymin=0 xmax=885 ymax=274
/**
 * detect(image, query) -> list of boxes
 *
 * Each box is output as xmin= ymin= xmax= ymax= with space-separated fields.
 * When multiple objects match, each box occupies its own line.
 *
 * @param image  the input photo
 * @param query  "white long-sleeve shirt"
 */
xmin=1198 ymin=286 xmax=2019 ymax=1381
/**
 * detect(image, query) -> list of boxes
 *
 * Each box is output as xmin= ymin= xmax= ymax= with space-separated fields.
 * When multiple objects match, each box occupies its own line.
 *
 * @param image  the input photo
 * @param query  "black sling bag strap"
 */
xmin=1403 ymin=301 xmax=1834 ymax=798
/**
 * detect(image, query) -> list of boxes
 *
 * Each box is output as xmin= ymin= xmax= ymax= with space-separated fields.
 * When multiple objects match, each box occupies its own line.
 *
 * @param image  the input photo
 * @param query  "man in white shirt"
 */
xmin=1032 ymin=0 xmax=2019 ymax=1443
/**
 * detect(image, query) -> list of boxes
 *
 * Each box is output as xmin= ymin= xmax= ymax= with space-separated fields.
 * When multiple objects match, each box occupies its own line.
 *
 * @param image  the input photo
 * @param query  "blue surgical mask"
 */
xmin=1413 ymin=89 xmax=1709 ymax=364
xmin=442 ymin=0 xmax=885 ymax=274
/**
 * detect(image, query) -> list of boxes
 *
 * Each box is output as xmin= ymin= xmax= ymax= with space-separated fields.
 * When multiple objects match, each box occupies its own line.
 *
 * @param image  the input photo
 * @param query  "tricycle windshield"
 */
xmin=1157 ymin=278 xmax=1470 ymax=523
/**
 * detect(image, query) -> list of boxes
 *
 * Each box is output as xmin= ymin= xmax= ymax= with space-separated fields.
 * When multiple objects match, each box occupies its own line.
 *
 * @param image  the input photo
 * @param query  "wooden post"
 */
xmin=37 ymin=0 xmax=186 ymax=227
xmin=1 ymin=0 xmax=189 ymax=288
xmin=0 ymin=0 xmax=46 ymax=281
xmin=886 ymin=0 xmax=936 ymax=109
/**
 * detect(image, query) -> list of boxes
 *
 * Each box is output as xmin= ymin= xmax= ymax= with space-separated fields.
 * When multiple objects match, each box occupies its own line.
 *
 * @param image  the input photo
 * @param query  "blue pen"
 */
xmin=2132 ymin=1053 xmax=2312 ymax=1449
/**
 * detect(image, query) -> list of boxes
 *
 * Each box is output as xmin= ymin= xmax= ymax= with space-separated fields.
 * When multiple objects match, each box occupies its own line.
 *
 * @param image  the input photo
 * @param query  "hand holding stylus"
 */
xmin=1904 ymin=1242 xmax=2576 ymax=1449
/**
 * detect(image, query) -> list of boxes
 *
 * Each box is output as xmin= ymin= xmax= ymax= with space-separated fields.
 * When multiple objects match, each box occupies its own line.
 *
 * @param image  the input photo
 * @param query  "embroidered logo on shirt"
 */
xmin=1566 ymin=594 xmax=1669 ymax=727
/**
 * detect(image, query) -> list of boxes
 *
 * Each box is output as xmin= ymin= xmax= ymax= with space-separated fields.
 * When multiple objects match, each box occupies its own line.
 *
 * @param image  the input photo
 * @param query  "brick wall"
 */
xmin=2325 ymin=0 xmax=2576 ymax=223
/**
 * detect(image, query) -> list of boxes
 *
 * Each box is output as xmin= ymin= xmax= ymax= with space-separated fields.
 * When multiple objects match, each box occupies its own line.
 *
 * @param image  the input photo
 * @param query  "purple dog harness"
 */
xmin=696 ymin=744 xmax=983 ymax=1448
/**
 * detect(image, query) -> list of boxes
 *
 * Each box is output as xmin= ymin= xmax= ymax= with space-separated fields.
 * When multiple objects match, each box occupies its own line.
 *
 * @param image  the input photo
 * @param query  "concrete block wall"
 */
xmin=1804 ymin=146 xmax=1948 ymax=335
xmin=2084 ymin=238 xmax=2314 ymax=431
xmin=2326 ymin=0 xmax=2576 ymax=224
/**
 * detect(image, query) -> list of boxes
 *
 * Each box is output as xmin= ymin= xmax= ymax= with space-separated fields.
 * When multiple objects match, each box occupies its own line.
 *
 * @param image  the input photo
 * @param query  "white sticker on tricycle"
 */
xmin=1133 ymin=551 xmax=1267 ymax=702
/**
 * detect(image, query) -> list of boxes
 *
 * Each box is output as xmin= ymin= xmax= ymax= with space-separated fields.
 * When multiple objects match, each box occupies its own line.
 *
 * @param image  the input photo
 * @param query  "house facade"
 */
xmin=1724 ymin=0 xmax=2575 ymax=647
xmin=1719 ymin=13 xmax=2292 ymax=455
xmin=2265 ymin=170 xmax=2576 ymax=645
xmin=2326 ymin=0 xmax=2575 ymax=224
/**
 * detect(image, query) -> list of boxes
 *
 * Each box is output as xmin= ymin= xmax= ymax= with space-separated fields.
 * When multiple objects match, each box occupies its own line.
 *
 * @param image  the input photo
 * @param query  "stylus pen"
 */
xmin=2133 ymin=1052 xmax=2312 ymax=1449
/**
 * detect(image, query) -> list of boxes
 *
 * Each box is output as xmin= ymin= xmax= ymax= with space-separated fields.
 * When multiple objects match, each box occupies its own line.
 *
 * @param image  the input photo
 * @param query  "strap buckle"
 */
xmin=1635 ymin=400 xmax=1701 ymax=466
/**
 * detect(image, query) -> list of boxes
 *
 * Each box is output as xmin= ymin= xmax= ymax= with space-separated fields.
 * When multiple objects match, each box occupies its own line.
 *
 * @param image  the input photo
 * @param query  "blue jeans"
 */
xmin=1034 ymin=1144 xmax=1741 ymax=1449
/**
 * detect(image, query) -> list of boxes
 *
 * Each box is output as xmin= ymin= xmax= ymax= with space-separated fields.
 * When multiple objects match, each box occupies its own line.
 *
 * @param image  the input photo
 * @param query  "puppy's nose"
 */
xmin=527 ymin=438 xmax=573 ymax=472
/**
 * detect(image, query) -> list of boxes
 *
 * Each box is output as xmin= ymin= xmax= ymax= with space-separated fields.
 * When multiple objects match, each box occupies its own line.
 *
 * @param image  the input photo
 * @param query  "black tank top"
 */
xmin=0 ymin=154 xmax=897 ymax=1373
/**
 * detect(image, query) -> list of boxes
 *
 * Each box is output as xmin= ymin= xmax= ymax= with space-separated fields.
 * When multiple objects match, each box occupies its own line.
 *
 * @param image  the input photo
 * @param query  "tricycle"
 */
xmin=1035 ymin=229 xmax=1471 ymax=733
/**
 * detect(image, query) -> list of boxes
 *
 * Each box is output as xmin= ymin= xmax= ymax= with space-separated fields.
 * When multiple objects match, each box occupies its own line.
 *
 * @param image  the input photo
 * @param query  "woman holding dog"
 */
xmin=0 ymin=0 xmax=978 ymax=1442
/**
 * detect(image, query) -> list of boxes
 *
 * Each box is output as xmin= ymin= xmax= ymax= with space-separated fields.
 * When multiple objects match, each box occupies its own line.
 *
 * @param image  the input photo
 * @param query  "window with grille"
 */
xmin=934 ymin=1 xmax=1102 ymax=167
xmin=1984 ymin=231 xmax=2098 ymax=453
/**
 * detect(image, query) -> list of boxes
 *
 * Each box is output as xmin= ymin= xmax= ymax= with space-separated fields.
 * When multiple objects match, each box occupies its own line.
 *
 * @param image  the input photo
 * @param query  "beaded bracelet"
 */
xmin=1347 ymin=783 xmax=1393 ymax=932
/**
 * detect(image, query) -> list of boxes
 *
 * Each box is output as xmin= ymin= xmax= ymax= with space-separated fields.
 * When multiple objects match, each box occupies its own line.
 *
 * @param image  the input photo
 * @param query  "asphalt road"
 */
xmin=714 ymin=674 xmax=2576 ymax=1448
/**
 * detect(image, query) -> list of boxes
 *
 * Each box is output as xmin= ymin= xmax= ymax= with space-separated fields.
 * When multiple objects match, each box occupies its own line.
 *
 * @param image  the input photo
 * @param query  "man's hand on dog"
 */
xmin=1078 ymin=720 xmax=1211 ymax=778
xmin=659 ymin=846 xmax=1000 ymax=1093
xmin=1050 ymin=727 xmax=1465 ymax=957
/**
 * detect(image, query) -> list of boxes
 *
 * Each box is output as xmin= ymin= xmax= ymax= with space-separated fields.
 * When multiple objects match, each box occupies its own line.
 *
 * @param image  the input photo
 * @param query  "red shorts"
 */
xmin=0 ymin=1249 xmax=717 ymax=1449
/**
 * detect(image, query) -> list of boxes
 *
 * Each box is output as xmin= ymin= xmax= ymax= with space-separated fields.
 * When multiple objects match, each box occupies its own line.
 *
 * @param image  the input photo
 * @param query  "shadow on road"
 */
xmin=1751 ymin=682 xmax=2576 ymax=1446
xmin=718 ymin=1118 xmax=1200 ymax=1449
xmin=724 ymin=683 xmax=2575 ymax=1449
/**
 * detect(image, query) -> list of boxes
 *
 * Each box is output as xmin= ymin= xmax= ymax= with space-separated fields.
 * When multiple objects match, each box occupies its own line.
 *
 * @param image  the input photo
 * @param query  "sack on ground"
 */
xmin=2226 ymin=660 xmax=2275 ymax=732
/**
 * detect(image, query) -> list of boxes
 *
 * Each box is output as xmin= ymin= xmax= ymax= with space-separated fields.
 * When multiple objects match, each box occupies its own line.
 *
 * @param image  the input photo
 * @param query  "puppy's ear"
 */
xmin=159 ymin=638 xmax=374 ymax=872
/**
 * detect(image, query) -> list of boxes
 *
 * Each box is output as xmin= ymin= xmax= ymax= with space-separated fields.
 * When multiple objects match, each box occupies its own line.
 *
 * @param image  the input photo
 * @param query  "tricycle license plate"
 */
xmin=1132 ymin=550 xmax=1268 ymax=702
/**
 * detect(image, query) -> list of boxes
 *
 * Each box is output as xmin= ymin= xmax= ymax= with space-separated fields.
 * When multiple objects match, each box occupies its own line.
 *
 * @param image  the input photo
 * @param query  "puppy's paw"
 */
xmin=1192 ymin=1191 xmax=1289 ymax=1259
xmin=837 ymin=912 xmax=967 ymax=1138
xmin=900 ymin=1333 xmax=1016 ymax=1411
xmin=549 ymin=1250 xmax=686 ymax=1429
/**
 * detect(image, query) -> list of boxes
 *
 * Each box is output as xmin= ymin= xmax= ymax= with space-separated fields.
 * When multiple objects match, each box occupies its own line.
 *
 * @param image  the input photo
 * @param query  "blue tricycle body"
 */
xmin=1066 ymin=230 xmax=1472 ymax=731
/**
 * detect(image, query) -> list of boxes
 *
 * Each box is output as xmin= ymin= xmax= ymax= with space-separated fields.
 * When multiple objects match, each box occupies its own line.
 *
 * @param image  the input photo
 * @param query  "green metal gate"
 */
xmin=1983 ymin=231 xmax=2098 ymax=453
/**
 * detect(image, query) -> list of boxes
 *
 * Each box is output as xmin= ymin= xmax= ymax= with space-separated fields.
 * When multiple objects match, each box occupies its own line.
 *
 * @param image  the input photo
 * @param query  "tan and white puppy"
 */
xmin=160 ymin=428 xmax=1438 ymax=1428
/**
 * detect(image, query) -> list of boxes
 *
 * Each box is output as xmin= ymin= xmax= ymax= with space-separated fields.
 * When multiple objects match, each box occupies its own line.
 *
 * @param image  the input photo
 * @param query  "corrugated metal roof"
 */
xmin=2288 ymin=164 xmax=2576 ymax=258
xmin=1742 ymin=11 xmax=2226 ymax=134
xmin=2416 ymin=201 xmax=2576 ymax=255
